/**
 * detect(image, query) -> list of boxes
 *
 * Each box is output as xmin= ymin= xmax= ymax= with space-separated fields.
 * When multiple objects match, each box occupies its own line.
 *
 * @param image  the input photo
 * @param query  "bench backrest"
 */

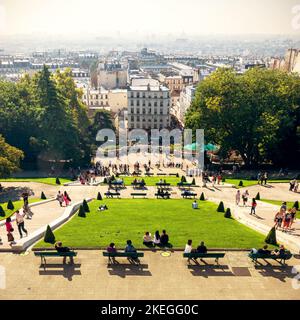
xmin=248 ymin=252 xmax=292 ymax=260
xmin=103 ymin=252 xmax=144 ymax=257
xmin=183 ymin=252 xmax=225 ymax=258
xmin=34 ymin=251 xmax=77 ymax=257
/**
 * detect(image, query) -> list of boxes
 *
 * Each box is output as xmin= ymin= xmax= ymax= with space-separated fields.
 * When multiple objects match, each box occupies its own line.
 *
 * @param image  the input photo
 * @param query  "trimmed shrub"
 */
xmin=103 ymin=177 xmax=108 ymax=184
xmin=176 ymin=173 xmax=179 ymax=178
xmin=255 ymin=192 xmax=260 ymax=200
xmin=97 ymin=192 xmax=102 ymax=201
xmin=78 ymin=205 xmax=86 ymax=218
xmin=224 ymin=208 xmax=231 ymax=218
xmin=82 ymin=199 xmax=90 ymax=212
xmin=56 ymin=177 xmax=61 ymax=185
xmin=181 ymin=176 xmax=186 ymax=183
xmin=41 ymin=192 xmax=47 ymax=200
xmin=44 ymin=225 xmax=55 ymax=244
xmin=222 ymin=177 xmax=226 ymax=183
xmin=7 ymin=200 xmax=14 ymax=210
xmin=199 ymin=192 xmax=205 ymax=201
xmin=0 ymin=205 xmax=5 ymax=217
xmin=111 ymin=175 xmax=115 ymax=182
xmin=265 ymin=227 xmax=277 ymax=245
xmin=191 ymin=178 xmax=196 ymax=185
xmin=238 ymin=180 xmax=244 ymax=187
xmin=293 ymin=200 xmax=299 ymax=210
xmin=217 ymin=201 xmax=225 ymax=213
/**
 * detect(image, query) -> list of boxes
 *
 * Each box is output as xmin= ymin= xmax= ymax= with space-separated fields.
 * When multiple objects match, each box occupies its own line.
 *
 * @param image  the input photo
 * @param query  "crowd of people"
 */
xmin=289 ymin=179 xmax=299 ymax=193
xmin=274 ymin=202 xmax=297 ymax=232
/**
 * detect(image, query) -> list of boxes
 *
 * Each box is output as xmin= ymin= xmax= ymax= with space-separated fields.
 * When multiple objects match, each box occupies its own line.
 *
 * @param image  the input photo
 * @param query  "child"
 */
xmin=250 ymin=198 xmax=257 ymax=215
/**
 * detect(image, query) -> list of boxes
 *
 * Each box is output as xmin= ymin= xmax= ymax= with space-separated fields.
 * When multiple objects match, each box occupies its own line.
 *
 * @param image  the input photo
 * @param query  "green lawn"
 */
xmin=261 ymin=199 xmax=299 ymax=211
xmin=224 ymin=179 xmax=291 ymax=188
xmin=36 ymin=199 xmax=273 ymax=249
xmin=109 ymin=176 xmax=185 ymax=186
xmin=0 ymin=177 xmax=72 ymax=185
xmin=0 ymin=198 xmax=40 ymax=221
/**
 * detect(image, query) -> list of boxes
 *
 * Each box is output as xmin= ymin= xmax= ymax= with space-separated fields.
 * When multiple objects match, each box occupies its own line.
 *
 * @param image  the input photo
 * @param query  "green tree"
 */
xmin=185 ymin=68 xmax=300 ymax=167
xmin=0 ymin=135 xmax=24 ymax=177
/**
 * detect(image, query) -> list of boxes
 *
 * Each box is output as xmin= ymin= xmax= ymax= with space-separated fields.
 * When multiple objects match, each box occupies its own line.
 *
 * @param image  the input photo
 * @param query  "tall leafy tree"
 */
xmin=185 ymin=68 xmax=300 ymax=167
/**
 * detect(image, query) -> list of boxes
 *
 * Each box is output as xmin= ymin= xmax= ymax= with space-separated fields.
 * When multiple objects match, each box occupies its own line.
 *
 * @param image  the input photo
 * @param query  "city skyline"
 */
xmin=1 ymin=0 xmax=300 ymax=37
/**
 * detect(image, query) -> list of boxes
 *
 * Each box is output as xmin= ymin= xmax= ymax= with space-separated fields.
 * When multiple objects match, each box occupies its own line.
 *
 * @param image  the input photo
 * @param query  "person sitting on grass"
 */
xmin=153 ymin=230 xmax=161 ymax=247
xmin=160 ymin=230 xmax=170 ymax=247
xmin=143 ymin=232 xmax=153 ymax=247
xmin=192 ymin=200 xmax=198 ymax=209
xmin=125 ymin=240 xmax=140 ymax=265
xmin=258 ymin=245 xmax=271 ymax=255
xmin=98 ymin=204 xmax=108 ymax=211
xmin=54 ymin=241 xmax=74 ymax=264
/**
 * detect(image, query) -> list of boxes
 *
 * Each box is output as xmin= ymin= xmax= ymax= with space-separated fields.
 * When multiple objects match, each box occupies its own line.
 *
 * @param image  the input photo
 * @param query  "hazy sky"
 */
xmin=0 ymin=0 xmax=299 ymax=36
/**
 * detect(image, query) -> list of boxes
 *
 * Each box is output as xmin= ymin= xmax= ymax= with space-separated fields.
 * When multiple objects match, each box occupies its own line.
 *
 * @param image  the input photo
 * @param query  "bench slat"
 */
xmin=103 ymin=252 xmax=144 ymax=257
xmin=183 ymin=253 xmax=225 ymax=258
xmin=34 ymin=251 xmax=77 ymax=257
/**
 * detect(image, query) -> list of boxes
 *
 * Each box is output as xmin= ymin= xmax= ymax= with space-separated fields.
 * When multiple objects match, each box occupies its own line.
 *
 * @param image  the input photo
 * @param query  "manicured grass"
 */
xmin=223 ymin=179 xmax=258 ymax=188
xmin=261 ymin=199 xmax=299 ymax=211
xmin=0 ymin=198 xmax=40 ymax=221
xmin=36 ymin=199 xmax=273 ymax=249
xmin=0 ymin=177 xmax=72 ymax=185
xmin=224 ymin=179 xmax=290 ymax=188
xmin=110 ymin=176 xmax=185 ymax=186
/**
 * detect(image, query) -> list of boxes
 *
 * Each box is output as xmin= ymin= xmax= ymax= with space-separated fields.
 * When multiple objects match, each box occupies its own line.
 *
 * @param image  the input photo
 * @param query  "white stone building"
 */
xmin=127 ymin=78 xmax=170 ymax=130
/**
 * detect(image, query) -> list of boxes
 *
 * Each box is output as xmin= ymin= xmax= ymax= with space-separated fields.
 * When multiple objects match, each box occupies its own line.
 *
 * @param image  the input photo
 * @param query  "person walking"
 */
xmin=63 ymin=191 xmax=71 ymax=206
xmin=235 ymin=190 xmax=241 ymax=206
xmin=250 ymin=198 xmax=257 ymax=215
xmin=5 ymin=217 xmax=15 ymax=245
xmin=56 ymin=191 xmax=64 ymax=207
xmin=15 ymin=210 xmax=28 ymax=239
xmin=242 ymin=190 xmax=249 ymax=206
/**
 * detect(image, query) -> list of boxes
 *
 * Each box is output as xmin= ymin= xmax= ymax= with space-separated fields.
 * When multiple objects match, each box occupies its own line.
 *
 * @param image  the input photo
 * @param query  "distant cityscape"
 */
xmin=1 ymin=36 xmax=300 ymax=132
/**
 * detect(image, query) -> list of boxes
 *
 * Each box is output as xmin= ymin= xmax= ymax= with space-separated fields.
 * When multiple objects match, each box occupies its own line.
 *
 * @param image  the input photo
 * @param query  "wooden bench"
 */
xmin=34 ymin=251 xmax=77 ymax=269
xmin=155 ymin=192 xmax=171 ymax=199
xmin=105 ymin=191 xmax=121 ymax=198
xmin=183 ymin=252 xmax=225 ymax=265
xmin=248 ymin=251 xmax=292 ymax=266
xmin=181 ymin=192 xmax=197 ymax=199
xmin=103 ymin=252 xmax=144 ymax=265
xmin=131 ymin=192 xmax=147 ymax=198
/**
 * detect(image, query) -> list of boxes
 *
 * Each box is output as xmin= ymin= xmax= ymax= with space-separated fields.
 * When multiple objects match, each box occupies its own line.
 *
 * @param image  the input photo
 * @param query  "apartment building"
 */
xmin=127 ymin=78 xmax=170 ymax=130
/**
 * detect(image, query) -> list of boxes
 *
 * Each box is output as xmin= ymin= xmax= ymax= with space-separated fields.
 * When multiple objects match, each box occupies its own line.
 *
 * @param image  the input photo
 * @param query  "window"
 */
xmin=131 ymin=101 xmax=134 ymax=106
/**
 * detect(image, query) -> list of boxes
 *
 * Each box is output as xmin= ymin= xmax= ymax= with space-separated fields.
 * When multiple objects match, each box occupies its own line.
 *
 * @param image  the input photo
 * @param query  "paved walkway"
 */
xmin=0 ymin=250 xmax=299 ymax=299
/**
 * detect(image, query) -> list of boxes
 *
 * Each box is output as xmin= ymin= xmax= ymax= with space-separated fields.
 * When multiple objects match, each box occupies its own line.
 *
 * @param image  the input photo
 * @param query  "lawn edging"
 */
xmin=11 ymin=198 xmax=93 ymax=252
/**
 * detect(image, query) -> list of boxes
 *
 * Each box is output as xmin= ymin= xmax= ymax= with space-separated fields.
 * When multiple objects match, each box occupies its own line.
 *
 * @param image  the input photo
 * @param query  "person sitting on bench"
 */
xmin=125 ymin=240 xmax=140 ymax=264
xmin=160 ymin=230 xmax=170 ymax=247
xmin=54 ymin=241 xmax=74 ymax=264
xmin=257 ymin=245 xmax=271 ymax=255
xmin=196 ymin=241 xmax=207 ymax=254
xmin=143 ymin=232 xmax=153 ymax=247
xmin=272 ymin=244 xmax=286 ymax=256
xmin=107 ymin=242 xmax=118 ymax=264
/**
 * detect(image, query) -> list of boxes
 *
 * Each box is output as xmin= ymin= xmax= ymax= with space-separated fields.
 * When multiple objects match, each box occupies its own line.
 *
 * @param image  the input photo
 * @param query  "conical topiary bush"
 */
xmin=0 ymin=205 xmax=5 ymax=217
xmin=217 ymin=201 xmax=225 ymax=213
xmin=97 ymin=192 xmax=102 ymax=200
xmin=255 ymin=192 xmax=260 ymax=200
xmin=191 ymin=178 xmax=196 ymax=186
xmin=44 ymin=225 xmax=55 ymax=244
xmin=56 ymin=177 xmax=61 ymax=185
xmin=222 ymin=177 xmax=226 ymax=183
xmin=224 ymin=208 xmax=231 ymax=218
xmin=238 ymin=180 xmax=244 ymax=187
xmin=41 ymin=192 xmax=47 ymax=200
xmin=103 ymin=177 xmax=107 ymax=184
xmin=265 ymin=226 xmax=277 ymax=245
xmin=181 ymin=176 xmax=186 ymax=183
xmin=293 ymin=200 xmax=299 ymax=210
xmin=7 ymin=200 xmax=14 ymax=210
xmin=200 ymin=192 xmax=205 ymax=201
xmin=82 ymin=199 xmax=90 ymax=212
xmin=78 ymin=205 xmax=86 ymax=218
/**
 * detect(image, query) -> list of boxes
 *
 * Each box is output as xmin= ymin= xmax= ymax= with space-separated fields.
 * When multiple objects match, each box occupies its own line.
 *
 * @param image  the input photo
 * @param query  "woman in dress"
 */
xmin=63 ymin=191 xmax=71 ymax=206
xmin=5 ymin=217 xmax=15 ymax=245
xmin=235 ymin=190 xmax=241 ymax=206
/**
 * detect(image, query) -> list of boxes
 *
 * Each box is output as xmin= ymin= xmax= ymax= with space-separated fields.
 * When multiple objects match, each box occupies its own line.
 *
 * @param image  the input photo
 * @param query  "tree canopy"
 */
xmin=185 ymin=68 xmax=300 ymax=167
